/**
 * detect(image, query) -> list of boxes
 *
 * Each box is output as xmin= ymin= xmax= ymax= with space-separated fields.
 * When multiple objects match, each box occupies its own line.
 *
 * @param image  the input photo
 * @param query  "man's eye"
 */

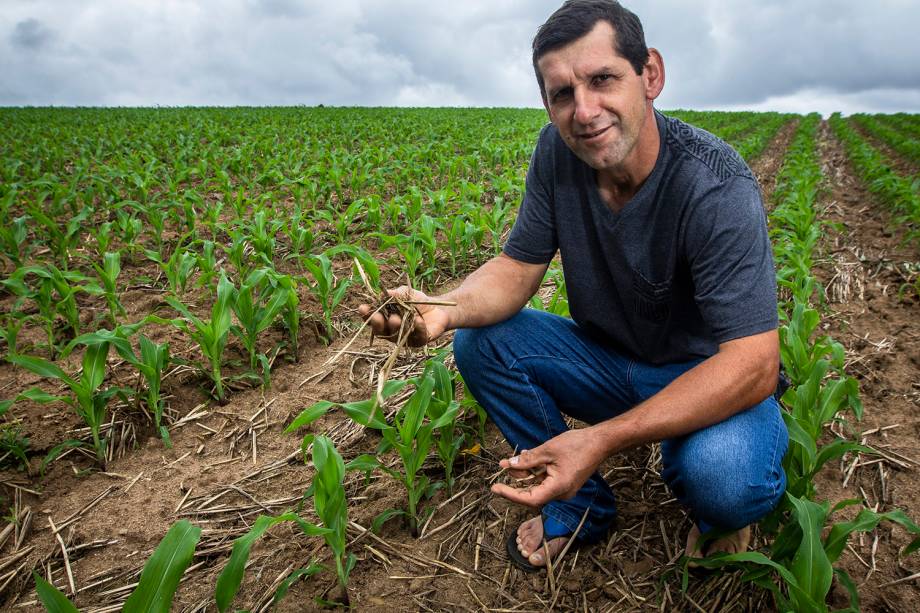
xmin=553 ymin=89 xmax=572 ymax=102
xmin=594 ymin=74 xmax=613 ymax=85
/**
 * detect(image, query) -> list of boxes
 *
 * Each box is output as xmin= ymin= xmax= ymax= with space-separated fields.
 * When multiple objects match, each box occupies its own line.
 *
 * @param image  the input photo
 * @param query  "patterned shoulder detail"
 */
xmin=663 ymin=115 xmax=753 ymax=182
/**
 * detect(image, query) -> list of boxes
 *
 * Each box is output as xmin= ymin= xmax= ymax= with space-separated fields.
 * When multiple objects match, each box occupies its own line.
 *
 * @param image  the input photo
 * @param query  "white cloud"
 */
xmin=1 ymin=0 xmax=919 ymax=111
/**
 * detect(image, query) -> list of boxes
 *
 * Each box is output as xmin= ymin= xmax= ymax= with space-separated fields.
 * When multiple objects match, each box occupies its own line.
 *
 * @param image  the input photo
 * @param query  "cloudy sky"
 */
xmin=2 ymin=0 xmax=919 ymax=114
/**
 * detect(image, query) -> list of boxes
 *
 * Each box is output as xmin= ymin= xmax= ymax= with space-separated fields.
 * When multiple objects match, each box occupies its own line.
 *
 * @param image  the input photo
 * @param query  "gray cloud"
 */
xmin=1 ymin=0 xmax=918 ymax=112
xmin=10 ymin=17 xmax=53 ymax=50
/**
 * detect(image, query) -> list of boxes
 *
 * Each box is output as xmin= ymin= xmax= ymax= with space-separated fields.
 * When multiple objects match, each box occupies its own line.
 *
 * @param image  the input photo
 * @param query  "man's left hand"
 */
xmin=490 ymin=428 xmax=608 ymax=508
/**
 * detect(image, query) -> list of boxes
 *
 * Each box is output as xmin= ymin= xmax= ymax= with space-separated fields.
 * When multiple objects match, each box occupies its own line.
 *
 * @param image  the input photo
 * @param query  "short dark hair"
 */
xmin=532 ymin=0 xmax=649 ymax=99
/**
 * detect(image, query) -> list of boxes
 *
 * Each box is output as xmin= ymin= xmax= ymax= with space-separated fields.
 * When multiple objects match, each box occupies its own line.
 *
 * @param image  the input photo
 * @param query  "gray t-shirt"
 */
xmin=503 ymin=110 xmax=778 ymax=365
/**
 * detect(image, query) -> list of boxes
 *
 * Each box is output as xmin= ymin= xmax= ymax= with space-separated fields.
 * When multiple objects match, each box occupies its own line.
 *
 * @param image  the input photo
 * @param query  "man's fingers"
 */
xmin=490 ymin=482 xmax=553 ymax=508
xmin=501 ymin=448 xmax=549 ymax=471
xmin=364 ymin=312 xmax=387 ymax=335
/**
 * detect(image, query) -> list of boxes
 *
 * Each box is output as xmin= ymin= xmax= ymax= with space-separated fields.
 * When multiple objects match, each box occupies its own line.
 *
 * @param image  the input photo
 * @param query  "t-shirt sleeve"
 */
xmin=503 ymin=125 xmax=558 ymax=264
xmin=683 ymin=174 xmax=778 ymax=343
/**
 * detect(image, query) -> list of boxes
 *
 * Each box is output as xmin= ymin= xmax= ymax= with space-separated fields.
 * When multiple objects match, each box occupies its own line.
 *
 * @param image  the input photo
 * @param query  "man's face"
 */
xmin=537 ymin=20 xmax=655 ymax=174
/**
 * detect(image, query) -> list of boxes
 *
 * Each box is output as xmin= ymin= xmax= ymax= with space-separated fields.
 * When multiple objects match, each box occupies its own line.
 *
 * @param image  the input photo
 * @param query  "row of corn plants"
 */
xmin=29 ymin=355 xmax=480 ymax=610
xmin=30 ymin=435 xmax=359 ymax=609
xmin=828 ymin=113 xmax=920 ymax=247
xmin=849 ymin=113 xmax=920 ymax=167
xmin=690 ymin=114 xmax=920 ymax=612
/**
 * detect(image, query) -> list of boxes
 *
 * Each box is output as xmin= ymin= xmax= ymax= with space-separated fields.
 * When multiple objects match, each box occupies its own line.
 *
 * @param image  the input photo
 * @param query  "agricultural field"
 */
xmin=0 ymin=106 xmax=918 ymax=612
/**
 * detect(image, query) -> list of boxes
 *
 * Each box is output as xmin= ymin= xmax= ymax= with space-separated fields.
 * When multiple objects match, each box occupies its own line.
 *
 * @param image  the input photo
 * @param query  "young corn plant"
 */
xmin=300 ymin=435 xmax=363 ymax=605
xmin=164 ymin=272 xmax=237 ymax=403
xmin=111 ymin=333 xmax=172 ymax=447
xmin=2 ymin=265 xmax=89 ymax=357
xmin=215 ymin=514 xmax=328 ymax=611
xmin=231 ymin=268 xmax=292 ymax=374
xmin=144 ymin=234 xmax=198 ymax=295
xmin=342 ymin=362 xmax=460 ymax=536
xmin=0 ymin=213 xmax=30 ymax=268
xmin=8 ymin=335 xmax=131 ymax=467
xmin=426 ymin=359 xmax=464 ymax=495
xmin=691 ymin=493 xmax=920 ymax=613
xmin=301 ymin=253 xmax=350 ymax=345
xmin=34 ymin=519 xmax=201 ymax=613
xmin=89 ymin=252 xmax=127 ymax=326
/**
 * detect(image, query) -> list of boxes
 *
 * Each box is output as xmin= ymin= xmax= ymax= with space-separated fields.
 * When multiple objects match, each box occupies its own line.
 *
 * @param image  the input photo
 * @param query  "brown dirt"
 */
xmin=1 ymin=120 xmax=918 ymax=612
xmin=811 ymin=120 xmax=920 ymax=611
xmin=752 ymin=118 xmax=799 ymax=199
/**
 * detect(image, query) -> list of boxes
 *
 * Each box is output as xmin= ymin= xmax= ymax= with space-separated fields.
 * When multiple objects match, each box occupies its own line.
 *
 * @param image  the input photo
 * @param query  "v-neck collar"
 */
xmin=586 ymin=110 xmax=668 ymax=226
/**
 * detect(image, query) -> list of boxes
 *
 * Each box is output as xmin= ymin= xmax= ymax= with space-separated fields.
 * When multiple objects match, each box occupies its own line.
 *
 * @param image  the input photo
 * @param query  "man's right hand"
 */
xmin=357 ymin=286 xmax=451 ymax=347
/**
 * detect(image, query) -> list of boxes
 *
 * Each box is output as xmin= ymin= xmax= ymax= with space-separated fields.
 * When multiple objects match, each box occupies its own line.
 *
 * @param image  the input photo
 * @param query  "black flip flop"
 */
xmin=506 ymin=533 xmax=542 ymax=573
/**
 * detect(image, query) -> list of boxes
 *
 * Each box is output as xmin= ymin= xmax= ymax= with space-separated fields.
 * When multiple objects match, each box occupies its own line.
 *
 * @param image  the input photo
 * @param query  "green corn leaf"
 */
xmin=122 ymin=520 xmax=201 ymax=613
xmin=342 ymin=399 xmax=392 ymax=431
xmin=782 ymin=413 xmax=816 ymax=460
xmin=429 ymin=360 xmax=453 ymax=406
xmin=285 ymin=401 xmax=333 ymax=433
xmin=80 ymin=342 xmax=110 ymax=392
xmin=398 ymin=375 xmax=435 ymax=445
xmin=787 ymin=494 xmax=833 ymax=606
xmin=8 ymin=354 xmax=73 ymax=386
xmin=345 ymin=454 xmax=382 ymax=475
xmin=825 ymin=507 xmax=920 ymax=562
xmin=215 ymin=512 xmax=300 ymax=612
xmin=273 ymin=562 xmax=324 ymax=605
xmin=809 ymin=440 xmax=872 ymax=479
xmin=18 ymin=388 xmax=68 ymax=404
xmin=32 ymin=572 xmax=79 ymax=613
xmin=371 ymin=508 xmax=406 ymax=533
xmin=428 ymin=400 xmax=460 ymax=430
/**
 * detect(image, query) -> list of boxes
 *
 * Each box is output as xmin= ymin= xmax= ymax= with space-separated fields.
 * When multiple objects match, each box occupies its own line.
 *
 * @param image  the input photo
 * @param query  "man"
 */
xmin=360 ymin=0 xmax=787 ymax=571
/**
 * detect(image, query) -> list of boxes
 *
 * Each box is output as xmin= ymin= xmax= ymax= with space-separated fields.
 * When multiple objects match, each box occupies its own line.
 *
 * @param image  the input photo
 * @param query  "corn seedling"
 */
xmin=144 ymin=234 xmax=197 ymax=295
xmin=2 ymin=265 xmax=90 ymax=358
xmin=231 ymin=268 xmax=292 ymax=372
xmin=34 ymin=519 xmax=201 ymax=613
xmin=0 ymin=424 xmax=30 ymax=472
xmin=301 ymin=253 xmax=350 ymax=344
xmin=0 ymin=213 xmax=29 ymax=268
xmin=89 ymin=252 xmax=126 ymax=326
xmin=110 ymin=333 xmax=172 ymax=446
xmin=341 ymin=361 xmax=460 ymax=536
xmin=425 ymin=358 xmax=464 ymax=495
xmin=690 ymin=493 xmax=920 ymax=613
xmin=8 ymin=334 xmax=132 ymax=467
xmin=164 ymin=272 xmax=237 ymax=403
xmin=215 ymin=513 xmax=328 ymax=611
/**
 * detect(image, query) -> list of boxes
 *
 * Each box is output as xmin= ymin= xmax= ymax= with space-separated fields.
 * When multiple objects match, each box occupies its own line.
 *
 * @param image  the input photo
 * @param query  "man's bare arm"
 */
xmin=359 ymin=253 xmax=549 ymax=344
xmin=492 ymin=329 xmax=780 ymax=507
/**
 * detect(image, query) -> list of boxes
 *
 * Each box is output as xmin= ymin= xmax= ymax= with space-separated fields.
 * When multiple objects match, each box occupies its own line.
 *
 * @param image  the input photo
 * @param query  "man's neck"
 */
xmin=596 ymin=108 xmax=661 ymax=212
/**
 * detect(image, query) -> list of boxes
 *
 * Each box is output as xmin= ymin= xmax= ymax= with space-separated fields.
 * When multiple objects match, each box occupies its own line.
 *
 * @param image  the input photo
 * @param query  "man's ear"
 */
xmin=643 ymin=48 xmax=665 ymax=100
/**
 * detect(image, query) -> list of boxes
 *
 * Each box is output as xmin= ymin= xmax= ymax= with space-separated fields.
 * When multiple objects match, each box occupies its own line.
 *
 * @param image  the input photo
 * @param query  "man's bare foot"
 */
xmin=516 ymin=516 xmax=569 ymax=567
xmin=685 ymin=524 xmax=751 ymax=567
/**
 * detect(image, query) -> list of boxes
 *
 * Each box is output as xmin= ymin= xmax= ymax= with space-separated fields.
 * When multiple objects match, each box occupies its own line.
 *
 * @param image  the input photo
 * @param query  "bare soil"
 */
xmin=810 ymin=121 xmax=920 ymax=612
xmin=1 ymin=120 xmax=918 ymax=612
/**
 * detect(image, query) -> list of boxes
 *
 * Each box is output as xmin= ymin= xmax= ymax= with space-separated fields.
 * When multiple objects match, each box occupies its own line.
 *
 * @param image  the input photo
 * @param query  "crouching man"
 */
xmin=360 ymin=0 xmax=787 ymax=571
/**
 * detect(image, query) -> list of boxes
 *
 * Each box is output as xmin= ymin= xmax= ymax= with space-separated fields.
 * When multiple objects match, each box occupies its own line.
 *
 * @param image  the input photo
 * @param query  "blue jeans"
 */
xmin=453 ymin=310 xmax=788 ymax=544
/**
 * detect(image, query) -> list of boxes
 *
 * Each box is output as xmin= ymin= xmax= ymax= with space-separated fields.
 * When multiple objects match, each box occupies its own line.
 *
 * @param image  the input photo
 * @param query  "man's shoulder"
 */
xmin=659 ymin=113 xmax=755 ymax=185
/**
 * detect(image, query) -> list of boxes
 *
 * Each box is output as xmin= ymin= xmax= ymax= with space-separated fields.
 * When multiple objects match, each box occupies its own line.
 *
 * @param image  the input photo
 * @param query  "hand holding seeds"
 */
xmin=491 ymin=429 xmax=608 ymax=508
xmin=357 ymin=286 xmax=454 ymax=347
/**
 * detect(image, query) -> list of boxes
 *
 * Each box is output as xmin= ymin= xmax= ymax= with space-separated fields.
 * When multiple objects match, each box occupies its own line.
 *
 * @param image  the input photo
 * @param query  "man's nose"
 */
xmin=573 ymin=87 xmax=601 ymax=125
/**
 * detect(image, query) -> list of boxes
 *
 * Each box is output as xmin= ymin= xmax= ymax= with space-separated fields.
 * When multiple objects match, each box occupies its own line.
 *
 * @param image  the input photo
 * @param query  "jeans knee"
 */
xmin=678 ymin=456 xmax=784 ymax=530
xmin=452 ymin=327 xmax=480 ymax=377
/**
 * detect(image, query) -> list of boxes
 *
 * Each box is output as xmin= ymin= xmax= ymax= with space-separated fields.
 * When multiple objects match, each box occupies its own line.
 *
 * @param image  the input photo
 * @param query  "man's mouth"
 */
xmin=578 ymin=125 xmax=612 ymax=141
